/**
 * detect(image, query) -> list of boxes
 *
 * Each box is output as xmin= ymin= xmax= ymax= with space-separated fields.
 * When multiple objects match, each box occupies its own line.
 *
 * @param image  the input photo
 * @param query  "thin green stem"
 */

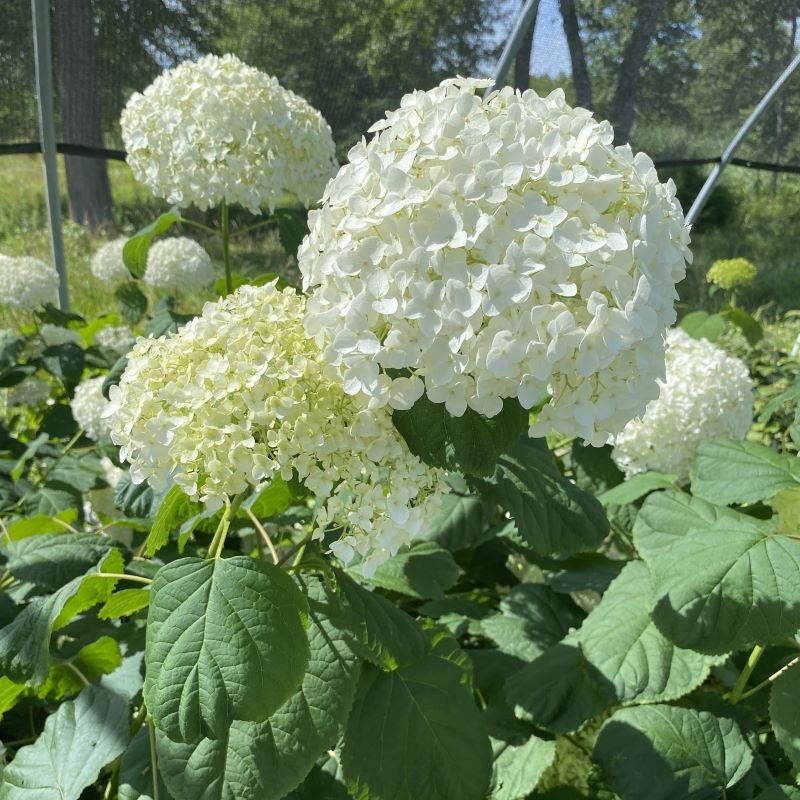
xmin=728 ymin=644 xmax=765 ymax=704
xmin=230 ymin=216 xmax=275 ymax=239
xmin=177 ymin=217 xmax=218 ymax=235
xmin=66 ymin=662 xmax=89 ymax=686
xmin=277 ymin=531 xmax=313 ymax=567
xmin=207 ymin=494 xmax=245 ymax=560
xmin=148 ymin=719 xmax=160 ymax=800
xmin=95 ymin=572 xmax=153 ymax=585
xmin=739 ymin=654 xmax=800 ymax=702
xmin=221 ymin=198 xmax=233 ymax=294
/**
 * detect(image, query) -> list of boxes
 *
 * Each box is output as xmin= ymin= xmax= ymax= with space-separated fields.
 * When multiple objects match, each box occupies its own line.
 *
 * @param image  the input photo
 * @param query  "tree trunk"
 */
xmin=559 ymin=0 xmax=593 ymax=109
xmin=513 ymin=0 xmax=537 ymax=92
xmin=611 ymin=0 xmax=668 ymax=145
xmin=54 ymin=0 xmax=115 ymax=232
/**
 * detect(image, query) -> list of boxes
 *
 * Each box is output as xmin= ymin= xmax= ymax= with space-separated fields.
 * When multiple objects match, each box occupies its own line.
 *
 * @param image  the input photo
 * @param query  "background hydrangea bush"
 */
xmin=1 ymin=56 xmax=799 ymax=800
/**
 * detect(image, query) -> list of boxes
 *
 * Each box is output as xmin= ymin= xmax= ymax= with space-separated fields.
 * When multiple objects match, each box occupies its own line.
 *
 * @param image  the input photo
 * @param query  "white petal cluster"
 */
xmin=611 ymin=328 xmax=754 ymax=480
xmin=39 ymin=324 xmax=80 ymax=347
xmin=143 ymin=237 xmax=215 ymax=293
xmin=95 ymin=324 xmax=136 ymax=354
xmin=121 ymin=53 xmax=338 ymax=213
xmin=7 ymin=376 xmax=51 ymax=407
xmin=299 ymin=78 xmax=691 ymax=445
xmin=0 ymin=255 xmax=59 ymax=311
xmin=70 ymin=376 xmax=113 ymax=443
xmin=106 ymin=283 xmax=448 ymax=573
xmin=90 ymin=238 xmax=131 ymax=284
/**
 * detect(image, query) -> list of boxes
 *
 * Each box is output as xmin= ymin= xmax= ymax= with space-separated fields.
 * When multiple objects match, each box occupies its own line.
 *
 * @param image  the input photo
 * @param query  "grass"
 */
xmin=0 ymin=155 xmax=296 ymax=328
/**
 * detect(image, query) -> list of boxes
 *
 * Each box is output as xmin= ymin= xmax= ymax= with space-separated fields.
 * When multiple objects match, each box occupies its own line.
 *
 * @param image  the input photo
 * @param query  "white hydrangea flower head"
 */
xmin=70 ymin=376 xmax=114 ymax=442
xmin=0 ymin=255 xmax=59 ymax=311
xmin=95 ymin=324 xmax=136 ymax=354
xmin=105 ymin=283 xmax=448 ymax=574
xmin=611 ymin=328 xmax=754 ymax=480
xmin=39 ymin=324 xmax=80 ymax=347
xmin=121 ymin=53 xmax=338 ymax=213
xmin=100 ymin=456 xmax=125 ymax=488
xmin=299 ymin=78 xmax=692 ymax=445
xmin=7 ymin=376 xmax=51 ymax=407
xmin=90 ymin=238 xmax=131 ymax=284
xmin=143 ymin=237 xmax=216 ymax=293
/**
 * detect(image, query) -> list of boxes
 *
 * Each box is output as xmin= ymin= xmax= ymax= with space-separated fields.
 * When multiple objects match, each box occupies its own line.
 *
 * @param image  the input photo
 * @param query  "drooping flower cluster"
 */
xmin=106 ymin=283 xmax=447 ymax=572
xmin=299 ymin=78 xmax=691 ymax=445
xmin=90 ymin=238 xmax=131 ymax=284
xmin=611 ymin=328 xmax=754 ymax=480
xmin=143 ymin=237 xmax=215 ymax=293
xmin=70 ymin=376 xmax=114 ymax=443
xmin=94 ymin=324 xmax=136 ymax=355
xmin=706 ymin=258 xmax=757 ymax=290
xmin=0 ymin=255 xmax=59 ymax=311
xmin=121 ymin=54 xmax=338 ymax=213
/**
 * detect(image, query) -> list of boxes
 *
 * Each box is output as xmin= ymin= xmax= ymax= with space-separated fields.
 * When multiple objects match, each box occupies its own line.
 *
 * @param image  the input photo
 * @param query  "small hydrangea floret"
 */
xmin=0 ymin=255 xmax=59 ymax=311
xmin=706 ymin=258 xmax=757 ymax=290
xmin=105 ymin=283 xmax=448 ymax=573
xmin=611 ymin=328 xmax=754 ymax=480
xmin=71 ymin=376 xmax=114 ymax=443
xmin=299 ymin=78 xmax=691 ymax=445
xmin=90 ymin=238 xmax=132 ymax=284
xmin=121 ymin=54 xmax=338 ymax=213
xmin=143 ymin=237 xmax=215 ymax=293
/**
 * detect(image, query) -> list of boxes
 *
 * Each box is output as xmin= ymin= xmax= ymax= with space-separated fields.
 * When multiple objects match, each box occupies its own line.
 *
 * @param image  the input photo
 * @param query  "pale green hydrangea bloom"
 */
xmin=90 ymin=238 xmax=131 ymax=284
xmin=71 ymin=376 xmax=114 ymax=443
xmin=143 ymin=237 xmax=215 ymax=293
xmin=706 ymin=258 xmax=757 ymax=290
xmin=0 ymin=255 xmax=59 ymax=310
xmin=106 ymin=283 xmax=448 ymax=574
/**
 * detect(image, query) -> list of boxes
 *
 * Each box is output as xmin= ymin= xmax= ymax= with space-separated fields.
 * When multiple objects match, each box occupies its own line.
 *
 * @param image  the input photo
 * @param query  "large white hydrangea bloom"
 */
xmin=70 ymin=376 xmax=114 ymax=443
xmin=121 ymin=53 xmax=338 ymax=213
xmin=143 ymin=237 xmax=215 ymax=293
xmin=95 ymin=324 xmax=136 ymax=354
xmin=299 ymin=78 xmax=691 ymax=445
xmin=105 ymin=283 xmax=447 ymax=573
xmin=611 ymin=328 xmax=754 ymax=480
xmin=0 ymin=255 xmax=59 ymax=311
xmin=90 ymin=238 xmax=131 ymax=284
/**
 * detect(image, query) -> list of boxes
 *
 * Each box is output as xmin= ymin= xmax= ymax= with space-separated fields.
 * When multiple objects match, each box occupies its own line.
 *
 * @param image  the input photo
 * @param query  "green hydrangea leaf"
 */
xmin=144 ymin=556 xmax=310 ymax=743
xmin=593 ymin=704 xmax=753 ymax=800
xmin=146 ymin=484 xmax=203 ymax=557
xmin=770 ymin=663 xmax=800 ymax=773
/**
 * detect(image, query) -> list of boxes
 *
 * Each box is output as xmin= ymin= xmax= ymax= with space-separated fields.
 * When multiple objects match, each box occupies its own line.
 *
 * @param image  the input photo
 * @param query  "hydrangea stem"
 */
xmin=221 ymin=198 xmax=233 ymax=294
xmin=207 ymin=494 xmax=245 ymax=560
xmin=728 ymin=644 xmax=765 ymax=704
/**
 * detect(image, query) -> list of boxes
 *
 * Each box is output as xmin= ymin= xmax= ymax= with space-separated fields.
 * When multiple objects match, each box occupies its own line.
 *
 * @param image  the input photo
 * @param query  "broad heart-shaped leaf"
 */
xmin=0 ymin=550 xmax=123 ymax=684
xmin=593 ymin=704 xmax=753 ymax=800
xmin=393 ymin=394 xmax=529 ymax=477
xmin=484 ymin=439 xmax=608 ymax=557
xmin=633 ymin=490 xmax=744 ymax=563
xmin=144 ymin=556 xmax=310 ymax=743
xmin=481 ymin=583 xmax=583 ymax=661
xmin=770 ymin=663 xmax=800 ymax=773
xmin=598 ymin=471 xmax=679 ymax=506
xmin=722 ymin=305 xmax=763 ymax=346
xmin=690 ymin=439 xmax=800 ymax=506
xmin=99 ymin=587 xmax=150 ymax=619
xmin=419 ymin=491 xmax=496 ymax=552
xmin=503 ymin=642 xmax=615 ymax=733
xmin=577 ymin=561 xmax=717 ymax=704
xmin=156 ymin=577 xmax=361 ymax=800
xmin=123 ymin=207 xmax=181 ymax=278
xmin=114 ymin=474 xmax=159 ymax=519
xmin=22 ymin=480 xmax=83 ymax=518
xmin=3 ymin=532 xmax=114 ymax=592
xmin=646 ymin=520 xmax=800 ymax=654
xmin=116 ymin=281 xmax=149 ymax=324
xmin=341 ymin=639 xmax=492 ymax=800
xmin=119 ymin=726 xmax=173 ymax=800
xmin=680 ymin=309 xmax=725 ymax=343
xmin=0 ymin=686 xmax=129 ymax=800
xmin=347 ymin=541 xmax=459 ymax=599
xmin=146 ymin=484 xmax=203 ymax=557
xmin=37 ymin=342 xmax=84 ymax=387
xmin=334 ymin=568 xmax=427 ymax=669
xmin=34 ymin=636 xmax=122 ymax=701
xmin=274 ymin=207 xmax=309 ymax=258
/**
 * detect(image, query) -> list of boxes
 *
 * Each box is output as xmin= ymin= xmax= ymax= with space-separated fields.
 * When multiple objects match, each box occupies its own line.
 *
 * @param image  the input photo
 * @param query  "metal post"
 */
xmin=686 ymin=50 xmax=800 ymax=227
xmin=31 ymin=0 xmax=69 ymax=311
xmin=484 ymin=0 xmax=541 ymax=96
